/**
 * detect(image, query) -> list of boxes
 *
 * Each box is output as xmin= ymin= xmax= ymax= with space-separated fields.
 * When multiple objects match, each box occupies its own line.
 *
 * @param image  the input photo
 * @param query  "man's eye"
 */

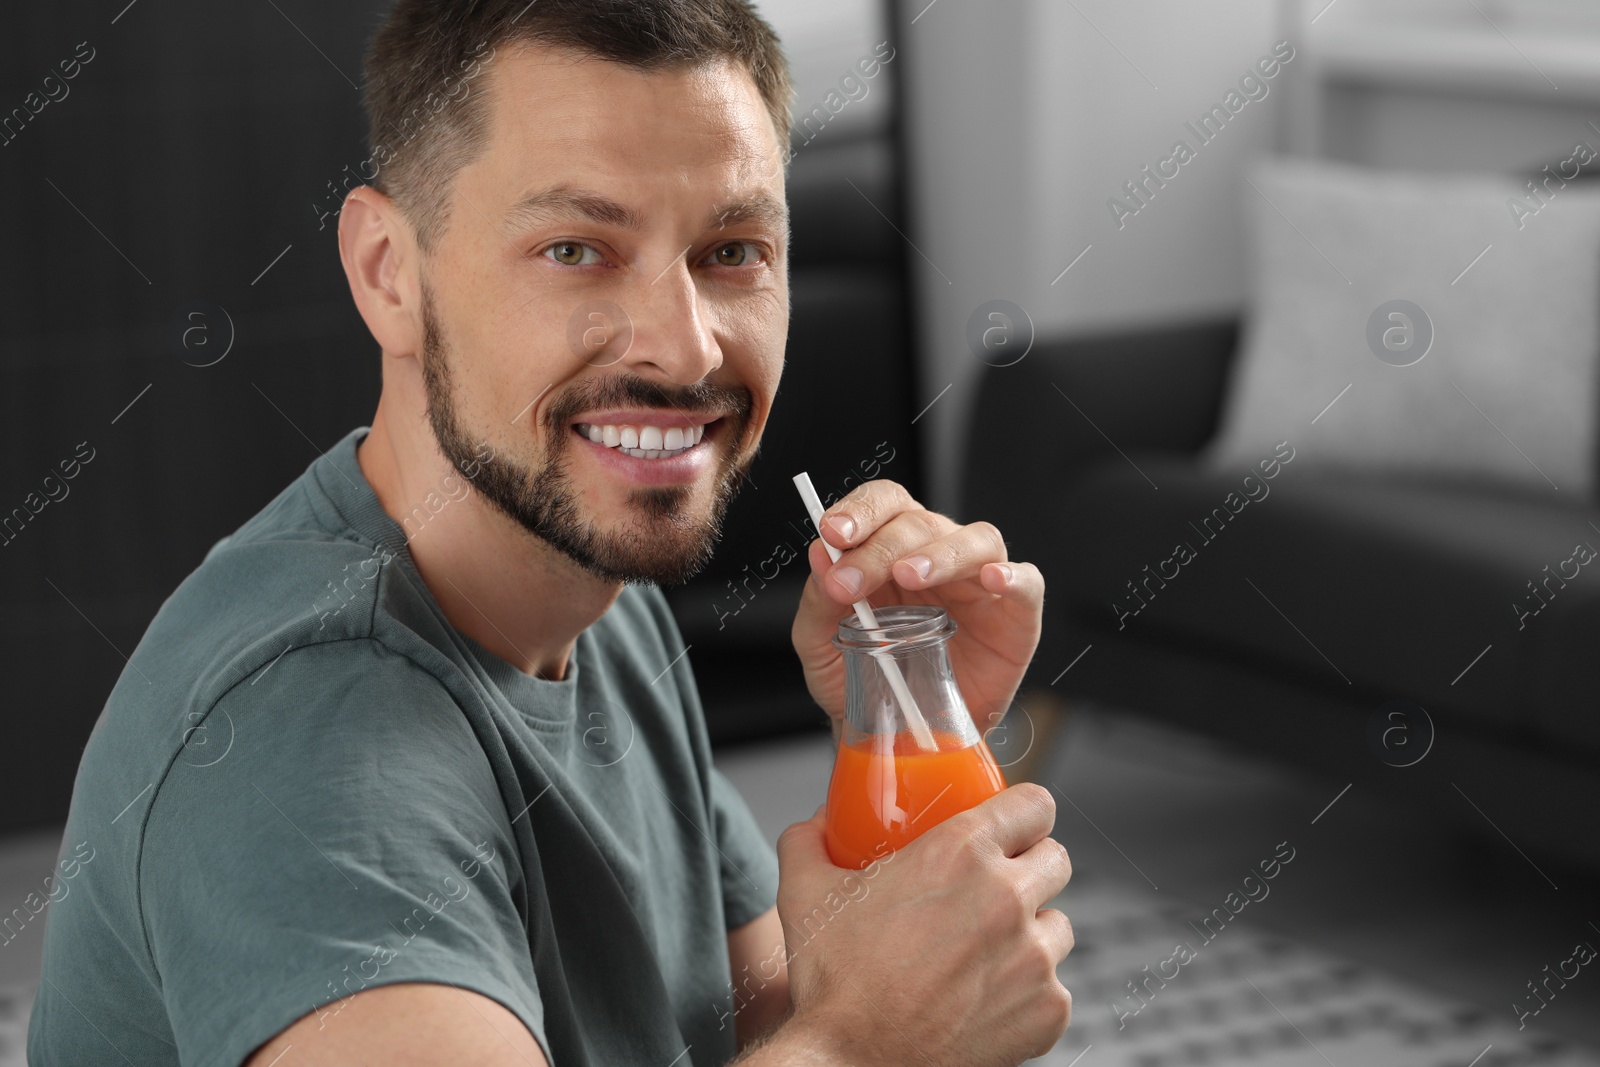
xmin=708 ymin=242 xmax=763 ymax=267
xmin=543 ymin=242 xmax=602 ymax=266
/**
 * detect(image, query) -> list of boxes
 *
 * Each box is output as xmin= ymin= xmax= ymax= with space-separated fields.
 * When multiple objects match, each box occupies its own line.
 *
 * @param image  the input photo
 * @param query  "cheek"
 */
xmin=726 ymin=294 xmax=787 ymax=387
xmin=516 ymin=294 xmax=583 ymax=375
xmin=708 ymin=296 xmax=785 ymax=406
xmin=447 ymin=283 xmax=574 ymax=414
xmin=746 ymin=336 xmax=786 ymax=431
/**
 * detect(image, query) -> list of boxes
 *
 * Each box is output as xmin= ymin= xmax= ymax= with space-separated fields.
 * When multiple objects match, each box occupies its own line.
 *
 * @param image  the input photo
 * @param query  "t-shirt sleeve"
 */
xmin=707 ymin=764 xmax=780 ymax=930
xmin=140 ymin=639 xmax=547 ymax=1067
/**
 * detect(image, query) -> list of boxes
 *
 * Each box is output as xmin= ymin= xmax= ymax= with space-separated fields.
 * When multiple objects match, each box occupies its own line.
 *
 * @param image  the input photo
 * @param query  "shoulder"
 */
xmin=145 ymin=637 xmax=493 ymax=836
xmin=182 ymin=513 xmax=403 ymax=645
xmin=142 ymin=636 xmax=506 ymax=884
xmin=133 ymin=490 xmax=431 ymax=718
xmin=79 ymin=513 xmax=458 ymax=836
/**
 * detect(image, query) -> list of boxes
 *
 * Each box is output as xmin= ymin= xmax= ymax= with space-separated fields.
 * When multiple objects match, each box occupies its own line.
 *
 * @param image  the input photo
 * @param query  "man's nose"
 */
xmin=617 ymin=252 xmax=723 ymax=386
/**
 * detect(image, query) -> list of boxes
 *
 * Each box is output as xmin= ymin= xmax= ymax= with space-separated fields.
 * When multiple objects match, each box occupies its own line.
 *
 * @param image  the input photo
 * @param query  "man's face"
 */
xmin=417 ymin=43 xmax=788 ymax=586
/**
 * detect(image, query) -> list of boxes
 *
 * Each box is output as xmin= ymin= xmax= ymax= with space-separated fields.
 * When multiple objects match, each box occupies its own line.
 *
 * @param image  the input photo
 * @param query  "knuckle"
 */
xmin=970 ymin=520 xmax=1007 ymax=556
xmin=936 ymin=537 xmax=969 ymax=574
xmin=1028 ymin=983 xmax=1073 ymax=1060
xmin=859 ymin=535 xmax=902 ymax=573
xmin=1055 ymin=982 xmax=1074 ymax=1029
xmin=1053 ymin=837 xmax=1073 ymax=886
xmin=916 ymin=507 xmax=949 ymax=538
xmin=872 ymin=477 xmax=907 ymax=500
xmin=1030 ymin=931 xmax=1058 ymax=975
xmin=846 ymin=478 xmax=900 ymax=517
xmin=1014 ymin=781 xmax=1055 ymax=821
xmin=1038 ymin=907 xmax=1073 ymax=958
xmin=1004 ymin=872 xmax=1033 ymax=916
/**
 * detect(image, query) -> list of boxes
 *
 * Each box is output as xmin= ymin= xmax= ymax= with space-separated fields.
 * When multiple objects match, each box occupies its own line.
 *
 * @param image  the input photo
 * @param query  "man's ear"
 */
xmin=338 ymin=186 xmax=421 ymax=359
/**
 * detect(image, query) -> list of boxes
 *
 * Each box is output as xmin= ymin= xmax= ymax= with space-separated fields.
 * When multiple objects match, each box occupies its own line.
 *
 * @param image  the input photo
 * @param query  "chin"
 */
xmin=577 ymin=485 xmax=724 ymax=586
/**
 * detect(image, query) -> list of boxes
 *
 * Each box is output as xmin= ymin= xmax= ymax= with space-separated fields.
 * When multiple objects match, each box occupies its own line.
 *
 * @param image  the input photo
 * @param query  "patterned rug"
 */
xmin=1031 ymin=869 xmax=1599 ymax=1067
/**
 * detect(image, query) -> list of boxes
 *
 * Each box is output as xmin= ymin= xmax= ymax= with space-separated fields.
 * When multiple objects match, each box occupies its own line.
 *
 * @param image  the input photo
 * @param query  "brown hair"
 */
xmin=360 ymin=0 xmax=793 ymax=254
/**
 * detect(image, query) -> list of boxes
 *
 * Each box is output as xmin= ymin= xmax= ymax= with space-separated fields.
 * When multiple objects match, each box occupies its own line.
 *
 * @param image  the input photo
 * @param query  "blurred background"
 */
xmin=4 ymin=0 xmax=1600 ymax=1063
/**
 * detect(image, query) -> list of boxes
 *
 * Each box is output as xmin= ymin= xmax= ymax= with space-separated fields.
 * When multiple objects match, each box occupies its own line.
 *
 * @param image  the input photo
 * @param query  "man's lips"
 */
xmin=563 ymin=422 xmax=713 ymax=483
xmin=570 ymin=408 xmax=731 ymax=456
xmin=562 ymin=411 xmax=729 ymax=486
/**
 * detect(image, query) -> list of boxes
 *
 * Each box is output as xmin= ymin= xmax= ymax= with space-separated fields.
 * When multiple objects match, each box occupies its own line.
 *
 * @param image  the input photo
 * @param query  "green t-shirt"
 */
xmin=27 ymin=426 xmax=780 ymax=1067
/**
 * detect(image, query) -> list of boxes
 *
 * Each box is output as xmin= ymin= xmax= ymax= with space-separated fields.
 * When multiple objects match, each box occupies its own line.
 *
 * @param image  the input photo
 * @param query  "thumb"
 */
xmin=776 ymin=803 xmax=831 ymax=874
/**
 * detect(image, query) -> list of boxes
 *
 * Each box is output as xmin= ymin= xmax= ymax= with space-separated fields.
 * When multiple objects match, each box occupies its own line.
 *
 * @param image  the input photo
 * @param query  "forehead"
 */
xmin=471 ymin=41 xmax=785 ymax=204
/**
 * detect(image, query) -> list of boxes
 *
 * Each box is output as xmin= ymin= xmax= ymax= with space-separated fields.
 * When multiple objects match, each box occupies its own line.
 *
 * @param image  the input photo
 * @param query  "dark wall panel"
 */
xmin=2 ymin=2 xmax=389 ymax=836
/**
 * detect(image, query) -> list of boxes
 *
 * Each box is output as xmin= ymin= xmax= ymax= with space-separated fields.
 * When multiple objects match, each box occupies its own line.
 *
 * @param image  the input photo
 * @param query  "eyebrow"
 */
xmin=502 ymin=185 xmax=788 ymax=238
xmin=503 ymin=187 xmax=643 ymax=231
xmin=709 ymin=193 xmax=788 ymax=235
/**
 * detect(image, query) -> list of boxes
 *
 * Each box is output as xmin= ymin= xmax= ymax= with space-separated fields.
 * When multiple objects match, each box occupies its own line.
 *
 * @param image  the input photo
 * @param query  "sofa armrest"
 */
xmin=959 ymin=315 xmax=1239 ymax=547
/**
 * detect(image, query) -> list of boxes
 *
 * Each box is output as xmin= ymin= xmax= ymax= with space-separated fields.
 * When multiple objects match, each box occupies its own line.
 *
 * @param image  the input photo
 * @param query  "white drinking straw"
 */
xmin=793 ymin=472 xmax=939 ymax=752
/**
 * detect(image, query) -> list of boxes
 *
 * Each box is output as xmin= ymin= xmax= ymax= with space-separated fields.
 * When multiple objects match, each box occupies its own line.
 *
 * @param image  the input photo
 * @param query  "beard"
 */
xmin=417 ymin=277 xmax=757 ymax=586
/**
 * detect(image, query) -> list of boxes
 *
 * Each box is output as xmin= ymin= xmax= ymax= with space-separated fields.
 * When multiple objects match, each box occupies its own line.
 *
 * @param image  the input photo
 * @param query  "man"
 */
xmin=28 ymin=2 xmax=1073 ymax=1064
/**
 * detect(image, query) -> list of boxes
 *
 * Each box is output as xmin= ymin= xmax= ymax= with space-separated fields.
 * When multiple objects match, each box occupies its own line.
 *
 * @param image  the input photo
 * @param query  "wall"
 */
xmin=901 ymin=0 xmax=1282 ymax=510
xmin=753 ymin=0 xmax=892 ymax=138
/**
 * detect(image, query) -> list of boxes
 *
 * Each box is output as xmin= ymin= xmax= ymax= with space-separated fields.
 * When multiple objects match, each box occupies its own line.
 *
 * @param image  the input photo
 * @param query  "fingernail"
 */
xmin=833 ymin=566 xmax=863 ymax=597
xmin=824 ymin=514 xmax=856 ymax=543
xmin=998 ymin=563 xmax=1014 ymax=585
xmin=901 ymin=555 xmax=932 ymax=582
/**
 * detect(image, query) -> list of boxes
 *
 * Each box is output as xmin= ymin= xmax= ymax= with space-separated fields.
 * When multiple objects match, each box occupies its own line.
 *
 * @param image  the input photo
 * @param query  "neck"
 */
xmin=356 ymin=393 xmax=620 ymax=681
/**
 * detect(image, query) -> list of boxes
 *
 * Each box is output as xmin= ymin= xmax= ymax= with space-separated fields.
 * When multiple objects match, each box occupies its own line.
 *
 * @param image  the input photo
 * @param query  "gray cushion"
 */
xmin=1206 ymin=156 xmax=1600 ymax=499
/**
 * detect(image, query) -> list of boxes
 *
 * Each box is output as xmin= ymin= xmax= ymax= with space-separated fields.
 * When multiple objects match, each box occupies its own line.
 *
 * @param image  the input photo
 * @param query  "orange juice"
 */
xmin=824 ymin=729 xmax=1007 ymax=870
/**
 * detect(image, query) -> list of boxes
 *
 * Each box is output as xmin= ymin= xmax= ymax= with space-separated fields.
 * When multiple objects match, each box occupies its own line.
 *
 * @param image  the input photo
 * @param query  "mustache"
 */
xmin=542 ymin=374 xmax=754 ymax=433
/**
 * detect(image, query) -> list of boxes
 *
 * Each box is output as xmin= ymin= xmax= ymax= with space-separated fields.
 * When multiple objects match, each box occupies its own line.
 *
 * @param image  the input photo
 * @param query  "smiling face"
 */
xmin=415 ymin=42 xmax=789 ymax=585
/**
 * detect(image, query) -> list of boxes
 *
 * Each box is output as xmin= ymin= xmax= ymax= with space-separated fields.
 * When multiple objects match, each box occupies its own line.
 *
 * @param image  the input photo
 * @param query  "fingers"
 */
xmin=809 ymin=478 xmax=1042 ymax=609
xmin=886 ymin=519 xmax=1007 ymax=592
xmin=961 ymin=781 xmax=1056 ymax=860
xmin=818 ymin=508 xmax=951 ymax=602
xmin=817 ymin=479 xmax=922 ymax=552
xmin=1014 ymin=832 xmax=1073 ymax=913
xmin=895 ymin=538 xmax=1045 ymax=625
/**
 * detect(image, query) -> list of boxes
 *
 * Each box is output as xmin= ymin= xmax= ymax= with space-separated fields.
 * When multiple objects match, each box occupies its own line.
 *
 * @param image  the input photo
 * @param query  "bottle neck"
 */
xmin=839 ymin=629 xmax=975 ymax=749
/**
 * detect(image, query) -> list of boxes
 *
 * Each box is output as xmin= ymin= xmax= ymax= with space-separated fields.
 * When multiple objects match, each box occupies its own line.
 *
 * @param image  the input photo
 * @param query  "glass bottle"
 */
xmin=824 ymin=604 xmax=1007 ymax=869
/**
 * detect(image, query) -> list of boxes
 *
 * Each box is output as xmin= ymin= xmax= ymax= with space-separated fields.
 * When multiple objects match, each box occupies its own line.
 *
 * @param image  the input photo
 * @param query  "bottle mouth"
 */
xmin=832 ymin=604 xmax=955 ymax=651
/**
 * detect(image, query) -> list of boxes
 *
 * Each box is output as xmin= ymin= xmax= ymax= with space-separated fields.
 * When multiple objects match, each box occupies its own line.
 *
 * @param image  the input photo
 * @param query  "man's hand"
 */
xmin=744 ymin=787 xmax=1073 ymax=1066
xmin=791 ymin=480 xmax=1043 ymax=739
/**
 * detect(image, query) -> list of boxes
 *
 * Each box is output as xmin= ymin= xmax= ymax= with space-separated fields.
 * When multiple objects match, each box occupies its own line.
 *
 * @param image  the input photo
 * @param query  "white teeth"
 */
xmin=577 ymin=420 xmax=713 ymax=459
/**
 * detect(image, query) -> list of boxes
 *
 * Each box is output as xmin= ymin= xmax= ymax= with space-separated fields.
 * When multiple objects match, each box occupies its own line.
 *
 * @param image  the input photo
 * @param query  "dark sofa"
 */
xmin=964 ymin=318 xmax=1600 ymax=872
